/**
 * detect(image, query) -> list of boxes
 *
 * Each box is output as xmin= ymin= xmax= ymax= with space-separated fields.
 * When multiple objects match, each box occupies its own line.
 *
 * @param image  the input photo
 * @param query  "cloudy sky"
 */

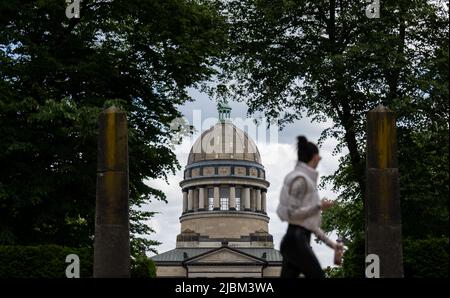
xmin=144 ymin=88 xmax=346 ymax=269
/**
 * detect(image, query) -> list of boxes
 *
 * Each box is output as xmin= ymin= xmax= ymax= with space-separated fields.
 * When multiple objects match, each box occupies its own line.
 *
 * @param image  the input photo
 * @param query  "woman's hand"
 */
xmin=320 ymin=198 xmax=335 ymax=211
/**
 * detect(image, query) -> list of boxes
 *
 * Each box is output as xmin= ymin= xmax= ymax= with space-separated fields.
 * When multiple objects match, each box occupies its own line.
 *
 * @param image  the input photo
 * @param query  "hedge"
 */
xmin=131 ymin=255 xmax=157 ymax=278
xmin=403 ymin=237 xmax=449 ymax=278
xmin=0 ymin=245 xmax=156 ymax=278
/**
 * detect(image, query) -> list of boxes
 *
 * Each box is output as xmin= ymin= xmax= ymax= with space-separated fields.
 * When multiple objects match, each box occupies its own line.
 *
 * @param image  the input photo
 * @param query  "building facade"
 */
xmin=151 ymin=103 xmax=282 ymax=277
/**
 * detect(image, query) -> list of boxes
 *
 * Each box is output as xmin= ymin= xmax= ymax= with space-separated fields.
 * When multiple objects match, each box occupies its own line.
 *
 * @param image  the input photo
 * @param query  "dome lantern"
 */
xmin=217 ymin=98 xmax=232 ymax=122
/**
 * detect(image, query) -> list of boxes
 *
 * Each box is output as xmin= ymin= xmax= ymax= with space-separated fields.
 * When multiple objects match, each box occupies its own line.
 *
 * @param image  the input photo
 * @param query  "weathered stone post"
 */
xmin=366 ymin=105 xmax=403 ymax=277
xmin=94 ymin=106 xmax=130 ymax=278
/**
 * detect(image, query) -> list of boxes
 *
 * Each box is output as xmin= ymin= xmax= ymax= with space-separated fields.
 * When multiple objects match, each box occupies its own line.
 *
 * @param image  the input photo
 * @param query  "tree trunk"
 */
xmin=341 ymin=102 xmax=366 ymax=198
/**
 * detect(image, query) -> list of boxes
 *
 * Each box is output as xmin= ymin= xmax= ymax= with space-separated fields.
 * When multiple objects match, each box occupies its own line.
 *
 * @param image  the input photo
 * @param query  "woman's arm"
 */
xmin=313 ymin=227 xmax=337 ymax=249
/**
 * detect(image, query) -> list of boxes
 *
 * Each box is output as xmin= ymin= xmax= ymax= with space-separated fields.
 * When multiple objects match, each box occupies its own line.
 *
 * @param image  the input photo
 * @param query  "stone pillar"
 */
xmin=250 ymin=188 xmax=256 ymax=211
xmin=187 ymin=188 xmax=193 ymax=212
xmin=94 ymin=106 xmax=130 ymax=278
xmin=244 ymin=187 xmax=251 ymax=211
xmin=229 ymin=186 xmax=236 ymax=210
xmin=213 ymin=186 xmax=220 ymax=210
xmin=193 ymin=189 xmax=199 ymax=210
xmin=198 ymin=187 xmax=205 ymax=211
xmin=256 ymin=189 xmax=262 ymax=211
xmin=366 ymin=105 xmax=403 ymax=278
xmin=261 ymin=191 xmax=267 ymax=213
xmin=182 ymin=190 xmax=188 ymax=213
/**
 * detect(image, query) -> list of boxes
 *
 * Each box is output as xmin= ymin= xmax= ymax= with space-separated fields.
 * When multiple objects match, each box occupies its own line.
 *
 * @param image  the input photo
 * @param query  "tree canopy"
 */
xmin=1 ymin=0 xmax=447 ymax=277
xmin=212 ymin=0 xmax=448 ymax=276
xmin=0 ymin=0 xmax=226 ymax=255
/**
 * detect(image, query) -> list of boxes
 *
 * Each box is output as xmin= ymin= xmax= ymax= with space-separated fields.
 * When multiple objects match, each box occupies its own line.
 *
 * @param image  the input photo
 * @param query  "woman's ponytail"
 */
xmin=297 ymin=135 xmax=319 ymax=163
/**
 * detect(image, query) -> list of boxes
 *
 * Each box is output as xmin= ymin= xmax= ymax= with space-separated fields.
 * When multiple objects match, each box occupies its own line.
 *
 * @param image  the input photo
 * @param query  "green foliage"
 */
xmin=403 ymin=237 xmax=449 ymax=278
xmin=214 ymin=0 xmax=449 ymax=277
xmin=341 ymin=232 xmax=365 ymax=278
xmin=131 ymin=255 xmax=157 ymax=278
xmin=397 ymin=126 xmax=449 ymax=240
xmin=0 ymin=245 xmax=93 ymax=278
xmin=0 ymin=0 xmax=226 ymax=254
xmin=324 ymin=266 xmax=344 ymax=278
xmin=0 ymin=244 xmax=158 ymax=278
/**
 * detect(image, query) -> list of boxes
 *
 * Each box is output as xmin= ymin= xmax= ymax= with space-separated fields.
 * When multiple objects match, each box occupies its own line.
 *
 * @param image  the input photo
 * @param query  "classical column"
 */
xmin=187 ymin=188 xmax=193 ymax=212
xmin=261 ymin=191 xmax=267 ymax=213
xmin=198 ymin=187 xmax=205 ymax=211
xmin=244 ymin=187 xmax=251 ymax=211
xmin=193 ymin=189 xmax=199 ymax=210
xmin=229 ymin=186 xmax=236 ymax=210
xmin=250 ymin=188 xmax=256 ymax=211
xmin=182 ymin=190 xmax=188 ymax=213
xmin=256 ymin=188 xmax=262 ymax=212
xmin=213 ymin=186 xmax=220 ymax=210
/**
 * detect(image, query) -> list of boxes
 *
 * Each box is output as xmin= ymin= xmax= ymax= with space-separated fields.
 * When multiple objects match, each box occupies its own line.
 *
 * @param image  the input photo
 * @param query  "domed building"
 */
xmin=151 ymin=102 xmax=282 ymax=277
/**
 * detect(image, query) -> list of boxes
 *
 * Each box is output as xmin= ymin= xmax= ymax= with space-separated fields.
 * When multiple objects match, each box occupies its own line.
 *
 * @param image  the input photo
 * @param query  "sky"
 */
xmin=144 ymin=88 xmax=346 ymax=269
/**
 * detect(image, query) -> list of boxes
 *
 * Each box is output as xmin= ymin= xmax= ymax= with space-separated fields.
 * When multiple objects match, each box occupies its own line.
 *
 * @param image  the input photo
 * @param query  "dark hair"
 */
xmin=297 ymin=136 xmax=319 ymax=163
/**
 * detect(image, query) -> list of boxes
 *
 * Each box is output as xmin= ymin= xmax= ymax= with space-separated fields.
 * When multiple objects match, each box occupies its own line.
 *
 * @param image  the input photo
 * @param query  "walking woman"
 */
xmin=277 ymin=136 xmax=343 ymax=278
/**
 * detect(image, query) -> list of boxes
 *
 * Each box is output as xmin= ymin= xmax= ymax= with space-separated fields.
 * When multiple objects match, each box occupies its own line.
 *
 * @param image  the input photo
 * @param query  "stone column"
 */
xmin=261 ymin=191 xmax=267 ymax=213
xmin=187 ymin=188 xmax=193 ymax=212
xmin=198 ymin=187 xmax=205 ymax=211
xmin=250 ymin=188 xmax=256 ymax=211
xmin=94 ymin=106 xmax=130 ymax=278
xmin=256 ymin=189 xmax=262 ymax=211
xmin=213 ymin=186 xmax=220 ymax=210
xmin=244 ymin=187 xmax=251 ymax=211
xmin=194 ymin=189 xmax=199 ymax=210
xmin=366 ymin=105 xmax=403 ymax=277
xmin=182 ymin=190 xmax=188 ymax=213
xmin=229 ymin=186 xmax=236 ymax=210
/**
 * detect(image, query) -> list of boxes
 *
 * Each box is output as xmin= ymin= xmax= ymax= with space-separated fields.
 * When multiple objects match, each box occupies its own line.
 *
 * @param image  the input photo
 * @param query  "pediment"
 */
xmin=184 ymin=247 xmax=265 ymax=265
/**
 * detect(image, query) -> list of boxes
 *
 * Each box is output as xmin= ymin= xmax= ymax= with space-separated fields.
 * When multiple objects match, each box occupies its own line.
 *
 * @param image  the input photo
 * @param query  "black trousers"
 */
xmin=280 ymin=224 xmax=325 ymax=278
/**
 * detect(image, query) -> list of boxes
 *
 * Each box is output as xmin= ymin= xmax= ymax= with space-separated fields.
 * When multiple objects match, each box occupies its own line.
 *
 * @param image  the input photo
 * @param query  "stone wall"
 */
xmin=180 ymin=214 xmax=268 ymax=239
xmin=262 ymin=266 xmax=282 ymax=277
xmin=156 ymin=266 xmax=186 ymax=277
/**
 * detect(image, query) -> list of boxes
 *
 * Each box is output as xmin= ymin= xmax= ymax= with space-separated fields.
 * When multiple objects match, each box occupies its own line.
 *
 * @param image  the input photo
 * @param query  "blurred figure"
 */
xmin=277 ymin=136 xmax=343 ymax=278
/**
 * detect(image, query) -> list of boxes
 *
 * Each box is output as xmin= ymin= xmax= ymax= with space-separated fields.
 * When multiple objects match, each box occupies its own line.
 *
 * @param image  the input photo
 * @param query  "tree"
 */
xmin=131 ymin=254 xmax=157 ymax=278
xmin=213 ymin=0 xmax=448 ymax=276
xmin=0 ymin=0 xmax=226 ymax=255
xmin=321 ymin=16 xmax=449 ymax=277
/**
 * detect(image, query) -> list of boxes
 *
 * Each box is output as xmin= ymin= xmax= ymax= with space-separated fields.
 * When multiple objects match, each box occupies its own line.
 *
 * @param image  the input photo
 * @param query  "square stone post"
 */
xmin=366 ymin=105 xmax=403 ymax=277
xmin=94 ymin=106 xmax=130 ymax=278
